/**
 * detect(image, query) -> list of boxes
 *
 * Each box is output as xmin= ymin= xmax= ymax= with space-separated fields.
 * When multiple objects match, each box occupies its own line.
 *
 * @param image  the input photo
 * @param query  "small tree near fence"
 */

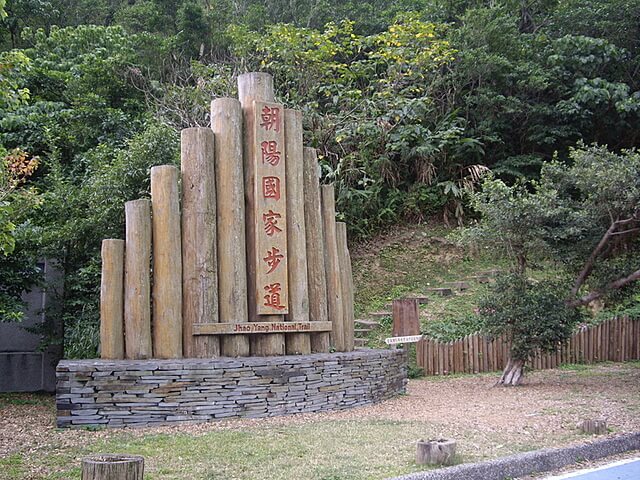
xmin=477 ymin=274 xmax=582 ymax=386
xmin=465 ymin=144 xmax=640 ymax=385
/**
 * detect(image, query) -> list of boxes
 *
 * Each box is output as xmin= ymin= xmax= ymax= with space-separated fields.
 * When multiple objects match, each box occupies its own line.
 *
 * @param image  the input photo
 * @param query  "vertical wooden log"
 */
xmin=100 ymin=239 xmax=125 ymax=360
xmin=151 ymin=165 xmax=183 ymax=359
xmin=392 ymin=298 xmax=420 ymax=337
xmin=181 ymin=127 xmax=220 ymax=358
xmin=336 ymin=222 xmax=355 ymax=352
xmin=284 ymin=109 xmax=311 ymax=355
xmin=124 ymin=199 xmax=152 ymax=359
xmin=238 ymin=72 xmax=285 ymax=356
xmin=303 ymin=147 xmax=330 ymax=353
xmin=211 ymin=98 xmax=250 ymax=358
xmin=622 ymin=317 xmax=627 ymax=361
xmin=321 ymin=184 xmax=345 ymax=351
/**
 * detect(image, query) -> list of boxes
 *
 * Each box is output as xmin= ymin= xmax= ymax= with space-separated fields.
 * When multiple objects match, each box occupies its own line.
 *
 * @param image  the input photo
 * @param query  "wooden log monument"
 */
xmin=99 ymin=72 xmax=355 ymax=359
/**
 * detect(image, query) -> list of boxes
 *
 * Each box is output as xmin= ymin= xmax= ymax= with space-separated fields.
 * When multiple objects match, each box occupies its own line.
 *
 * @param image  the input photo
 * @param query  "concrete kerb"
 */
xmin=388 ymin=432 xmax=640 ymax=480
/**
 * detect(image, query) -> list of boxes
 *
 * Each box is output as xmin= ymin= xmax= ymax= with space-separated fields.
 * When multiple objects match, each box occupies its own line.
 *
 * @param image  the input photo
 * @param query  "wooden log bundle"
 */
xmin=98 ymin=72 xmax=356 ymax=359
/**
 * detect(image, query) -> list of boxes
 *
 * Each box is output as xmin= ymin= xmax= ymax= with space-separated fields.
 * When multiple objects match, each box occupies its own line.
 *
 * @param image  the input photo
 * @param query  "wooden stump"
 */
xmin=416 ymin=439 xmax=457 ymax=466
xmin=81 ymin=454 xmax=144 ymax=480
xmin=579 ymin=419 xmax=607 ymax=435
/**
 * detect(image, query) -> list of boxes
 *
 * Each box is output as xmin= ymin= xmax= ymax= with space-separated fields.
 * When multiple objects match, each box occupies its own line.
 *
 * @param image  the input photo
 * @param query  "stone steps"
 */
xmin=369 ymin=311 xmax=392 ymax=319
xmin=355 ymin=319 xmax=380 ymax=327
xmin=354 ymin=338 xmax=368 ymax=347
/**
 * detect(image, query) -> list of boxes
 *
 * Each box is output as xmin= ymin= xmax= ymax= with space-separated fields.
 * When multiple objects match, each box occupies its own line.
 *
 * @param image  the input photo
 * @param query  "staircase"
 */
xmin=353 ymin=270 xmax=501 ymax=348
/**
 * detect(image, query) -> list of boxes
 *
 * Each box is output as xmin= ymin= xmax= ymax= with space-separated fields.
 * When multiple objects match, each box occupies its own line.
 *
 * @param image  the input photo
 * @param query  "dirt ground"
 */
xmin=1 ymin=362 xmax=639 ymax=479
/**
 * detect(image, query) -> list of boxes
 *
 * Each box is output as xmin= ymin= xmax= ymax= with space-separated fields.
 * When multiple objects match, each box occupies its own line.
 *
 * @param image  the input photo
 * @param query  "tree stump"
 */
xmin=579 ymin=419 xmax=607 ymax=435
xmin=81 ymin=454 xmax=144 ymax=480
xmin=416 ymin=439 xmax=457 ymax=466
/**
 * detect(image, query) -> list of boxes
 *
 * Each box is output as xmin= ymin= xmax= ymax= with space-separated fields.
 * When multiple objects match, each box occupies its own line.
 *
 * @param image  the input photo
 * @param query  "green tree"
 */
xmin=466 ymin=144 xmax=640 ymax=384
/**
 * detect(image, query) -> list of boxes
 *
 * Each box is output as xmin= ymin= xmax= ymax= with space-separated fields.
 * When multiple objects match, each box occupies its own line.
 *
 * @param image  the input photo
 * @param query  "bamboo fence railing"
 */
xmin=416 ymin=316 xmax=640 ymax=375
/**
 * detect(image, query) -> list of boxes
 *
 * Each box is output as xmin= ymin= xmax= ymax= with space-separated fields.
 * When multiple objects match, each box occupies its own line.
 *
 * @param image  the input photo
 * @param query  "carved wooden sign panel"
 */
xmin=254 ymin=101 xmax=289 ymax=314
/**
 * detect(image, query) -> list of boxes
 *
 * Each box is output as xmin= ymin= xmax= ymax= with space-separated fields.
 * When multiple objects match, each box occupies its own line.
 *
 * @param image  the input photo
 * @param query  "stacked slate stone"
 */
xmin=56 ymin=350 xmax=407 ymax=428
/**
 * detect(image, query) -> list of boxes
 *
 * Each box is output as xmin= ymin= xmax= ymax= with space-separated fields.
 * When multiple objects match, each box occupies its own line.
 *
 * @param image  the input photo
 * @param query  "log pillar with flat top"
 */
xmin=284 ymin=108 xmax=311 ymax=354
xmin=124 ymin=199 xmax=152 ymax=359
xmin=181 ymin=127 xmax=220 ymax=358
xmin=392 ymin=298 xmax=420 ymax=337
xmin=100 ymin=239 xmax=124 ymax=359
xmin=336 ymin=222 xmax=355 ymax=352
xmin=238 ymin=72 xmax=286 ymax=356
xmin=321 ymin=184 xmax=345 ymax=352
xmin=211 ymin=97 xmax=250 ymax=357
xmin=150 ymin=165 xmax=182 ymax=359
xmin=303 ymin=147 xmax=330 ymax=353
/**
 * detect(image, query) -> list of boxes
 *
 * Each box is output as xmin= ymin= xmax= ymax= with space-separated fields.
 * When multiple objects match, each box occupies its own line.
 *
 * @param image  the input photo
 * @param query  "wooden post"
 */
xmin=124 ymin=199 xmax=152 ymax=359
xmin=100 ymin=239 xmax=124 ymax=359
xmin=238 ymin=72 xmax=285 ymax=356
xmin=303 ymin=147 xmax=330 ymax=353
xmin=284 ymin=109 xmax=311 ymax=354
xmin=211 ymin=98 xmax=250 ymax=357
xmin=181 ymin=127 xmax=220 ymax=358
xmin=336 ymin=222 xmax=355 ymax=351
xmin=321 ymin=184 xmax=345 ymax=352
xmin=151 ymin=165 xmax=183 ymax=359
xmin=81 ymin=454 xmax=144 ymax=480
xmin=391 ymin=298 xmax=420 ymax=337
xmin=579 ymin=419 xmax=607 ymax=435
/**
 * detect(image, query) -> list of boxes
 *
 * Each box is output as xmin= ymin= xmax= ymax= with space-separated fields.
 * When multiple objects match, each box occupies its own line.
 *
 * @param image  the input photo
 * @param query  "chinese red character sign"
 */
xmin=254 ymin=101 xmax=289 ymax=314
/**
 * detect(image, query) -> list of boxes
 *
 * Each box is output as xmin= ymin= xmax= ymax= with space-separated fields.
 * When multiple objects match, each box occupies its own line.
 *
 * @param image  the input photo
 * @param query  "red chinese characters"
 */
xmin=255 ymin=102 xmax=288 ymax=314
xmin=263 ymin=283 xmax=286 ymax=310
xmin=262 ymin=176 xmax=281 ymax=201
xmin=262 ymin=210 xmax=282 ymax=236
xmin=260 ymin=105 xmax=281 ymax=132
xmin=261 ymin=141 xmax=281 ymax=166
xmin=263 ymin=246 xmax=284 ymax=274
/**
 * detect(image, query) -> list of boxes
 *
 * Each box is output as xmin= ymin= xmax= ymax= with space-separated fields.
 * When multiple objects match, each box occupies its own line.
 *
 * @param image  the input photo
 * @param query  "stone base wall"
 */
xmin=56 ymin=349 xmax=407 ymax=428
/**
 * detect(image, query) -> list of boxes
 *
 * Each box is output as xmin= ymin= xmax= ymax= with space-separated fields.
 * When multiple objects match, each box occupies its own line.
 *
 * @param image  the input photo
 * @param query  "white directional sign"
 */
xmin=385 ymin=335 xmax=423 ymax=345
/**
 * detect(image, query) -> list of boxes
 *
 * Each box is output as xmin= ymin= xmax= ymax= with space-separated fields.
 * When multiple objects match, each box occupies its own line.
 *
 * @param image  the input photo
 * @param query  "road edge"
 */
xmin=388 ymin=432 xmax=640 ymax=480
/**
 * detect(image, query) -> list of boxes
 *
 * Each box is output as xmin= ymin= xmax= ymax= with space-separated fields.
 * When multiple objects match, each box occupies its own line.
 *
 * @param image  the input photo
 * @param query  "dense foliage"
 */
xmin=478 ymin=274 xmax=582 ymax=363
xmin=1 ymin=0 xmax=639 ymax=357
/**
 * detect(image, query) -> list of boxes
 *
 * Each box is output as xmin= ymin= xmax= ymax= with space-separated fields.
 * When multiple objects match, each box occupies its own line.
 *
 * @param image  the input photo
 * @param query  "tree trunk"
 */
xmin=498 ymin=358 xmax=525 ymax=386
xmin=81 ymin=454 xmax=144 ymax=480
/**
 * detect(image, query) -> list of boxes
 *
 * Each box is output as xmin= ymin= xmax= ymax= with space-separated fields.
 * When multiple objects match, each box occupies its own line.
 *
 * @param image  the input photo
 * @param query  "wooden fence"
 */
xmin=416 ymin=316 xmax=640 ymax=375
